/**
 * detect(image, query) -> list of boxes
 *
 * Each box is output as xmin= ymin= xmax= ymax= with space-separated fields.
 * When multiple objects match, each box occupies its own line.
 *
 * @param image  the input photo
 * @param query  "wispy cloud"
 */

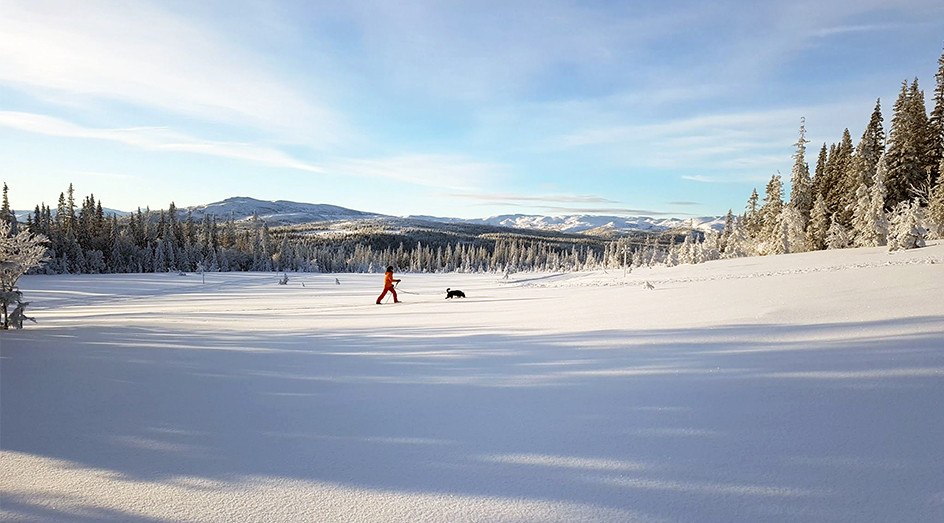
xmin=482 ymin=202 xmax=682 ymax=217
xmin=2 ymin=110 xmax=512 ymax=192
xmin=683 ymin=175 xmax=726 ymax=183
xmin=814 ymin=24 xmax=904 ymax=38
xmin=682 ymin=174 xmax=770 ymax=183
xmin=336 ymin=1 xmax=708 ymax=101
xmin=538 ymin=205 xmax=683 ymax=217
xmin=444 ymin=192 xmax=618 ymax=204
xmin=544 ymin=98 xmax=877 ymax=176
xmin=554 ymin=108 xmax=807 ymax=150
xmin=668 ymin=201 xmax=700 ymax=206
xmin=0 ymin=1 xmax=345 ymax=144
xmin=0 ymin=111 xmax=327 ymax=173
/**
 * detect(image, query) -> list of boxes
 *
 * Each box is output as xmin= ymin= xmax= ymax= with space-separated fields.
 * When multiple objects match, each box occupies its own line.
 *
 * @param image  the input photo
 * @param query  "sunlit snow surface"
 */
xmin=3 ymin=243 xmax=944 ymax=522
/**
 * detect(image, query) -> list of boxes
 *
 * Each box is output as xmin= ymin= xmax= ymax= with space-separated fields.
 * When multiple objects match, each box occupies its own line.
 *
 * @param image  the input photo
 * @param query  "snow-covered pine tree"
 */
xmin=808 ymin=194 xmax=830 ymax=251
xmin=821 ymin=143 xmax=840 ymax=213
xmin=812 ymin=143 xmax=828 ymax=202
xmin=1 ymin=183 xmax=18 ymax=235
xmin=727 ymin=216 xmax=749 ymax=258
xmin=768 ymin=207 xmax=789 ymax=255
xmin=845 ymin=99 xmax=886 ymax=208
xmin=678 ymin=234 xmax=694 ymax=264
xmin=886 ymin=79 xmax=933 ymax=207
xmin=698 ymin=232 xmax=720 ymax=263
xmin=665 ymin=237 xmax=678 ymax=267
xmin=860 ymin=99 xmax=886 ymax=185
xmin=928 ymin=157 xmax=944 ymax=238
xmin=867 ymin=154 xmax=890 ymax=246
xmin=888 ymin=199 xmax=927 ymax=250
xmin=851 ymin=184 xmax=875 ymax=247
xmin=834 ymin=129 xmax=857 ymax=225
xmin=781 ymin=204 xmax=806 ymax=253
xmin=277 ymin=234 xmax=292 ymax=271
xmin=825 ymin=215 xmax=850 ymax=250
xmin=743 ymin=188 xmax=761 ymax=240
xmin=789 ymin=119 xmax=813 ymax=226
xmin=929 ymin=46 xmax=944 ymax=184
xmin=759 ymin=174 xmax=784 ymax=255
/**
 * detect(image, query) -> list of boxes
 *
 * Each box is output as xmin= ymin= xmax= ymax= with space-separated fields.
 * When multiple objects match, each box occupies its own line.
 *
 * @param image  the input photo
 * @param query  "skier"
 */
xmin=376 ymin=266 xmax=401 ymax=304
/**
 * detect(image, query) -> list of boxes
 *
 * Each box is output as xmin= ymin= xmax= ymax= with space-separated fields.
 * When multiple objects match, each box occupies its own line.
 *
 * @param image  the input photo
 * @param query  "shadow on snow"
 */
xmin=3 ymin=317 xmax=944 ymax=521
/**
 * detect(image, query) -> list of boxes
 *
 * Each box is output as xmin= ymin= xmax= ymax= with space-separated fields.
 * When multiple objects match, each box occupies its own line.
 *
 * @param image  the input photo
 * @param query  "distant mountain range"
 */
xmin=415 ymin=214 xmax=725 ymax=235
xmin=18 ymin=196 xmax=723 ymax=236
xmin=184 ymin=196 xmax=379 ymax=224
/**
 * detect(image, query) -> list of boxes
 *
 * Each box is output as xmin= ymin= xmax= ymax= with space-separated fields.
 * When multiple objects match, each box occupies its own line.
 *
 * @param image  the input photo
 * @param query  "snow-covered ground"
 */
xmin=2 ymin=243 xmax=944 ymax=522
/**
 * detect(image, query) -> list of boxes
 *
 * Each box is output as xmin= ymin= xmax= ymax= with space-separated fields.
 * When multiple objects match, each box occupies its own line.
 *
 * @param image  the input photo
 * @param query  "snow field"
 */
xmin=2 ymin=242 xmax=944 ymax=522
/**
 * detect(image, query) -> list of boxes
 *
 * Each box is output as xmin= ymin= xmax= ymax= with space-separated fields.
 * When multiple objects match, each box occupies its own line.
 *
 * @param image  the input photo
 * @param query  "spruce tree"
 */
xmin=867 ymin=154 xmax=891 ymax=245
xmin=66 ymin=183 xmax=76 ymax=236
xmin=720 ymin=209 xmax=734 ymax=253
xmin=812 ymin=143 xmax=828 ymax=201
xmin=789 ymin=118 xmax=813 ymax=226
xmin=851 ymin=184 xmax=874 ymax=247
xmin=928 ymin=157 xmax=944 ymax=238
xmin=833 ymin=129 xmax=855 ymax=225
xmin=849 ymin=99 xmax=885 ymax=189
xmin=744 ymin=188 xmax=761 ymax=240
xmin=822 ymin=143 xmax=838 ymax=210
xmin=929 ymin=46 xmax=944 ymax=184
xmin=56 ymin=192 xmax=68 ymax=232
xmin=886 ymin=79 xmax=932 ymax=207
xmin=888 ymin=199 xmax=927 ymax=250
xmin=760 ymin=174 xmax=784 ymax=254
xmin=825 ymin=216 xmax=850 ymax=250
xmin=808 ymin=194 xmax=829 ymax=251
xmin=1 ymin=183 xmax=16 ymax=235
xmin=781 ymin=204 xmax=806 ymax=253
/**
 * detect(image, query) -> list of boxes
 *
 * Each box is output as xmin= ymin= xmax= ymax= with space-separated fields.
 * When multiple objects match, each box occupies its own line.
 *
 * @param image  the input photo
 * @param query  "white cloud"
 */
xmin=1 ymin=110 xmax=513 ymax=191
xmin=813 ymin=24 xmax=905 ymax=38
xmin=444 ymin=192 xmax=617 ymax=204
xmin=0 ymin=1 xmax=345 ymax=144
xmin=543 ymin=99 xmax=878 ymax=175
xmin=0 ymin=111 xmax=325 ymax=173
xmin=336 ymin=1 xmax=709 ymax=101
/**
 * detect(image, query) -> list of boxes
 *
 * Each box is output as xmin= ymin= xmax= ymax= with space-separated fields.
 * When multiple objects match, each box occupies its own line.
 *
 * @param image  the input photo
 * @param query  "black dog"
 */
xmin=445 ymin=288 xmax=466 ymax=299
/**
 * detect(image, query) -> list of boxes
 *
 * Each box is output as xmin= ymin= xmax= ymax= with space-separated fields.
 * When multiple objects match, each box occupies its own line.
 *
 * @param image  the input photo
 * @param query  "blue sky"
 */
xmin=2 ymin=0 xmax=943 ymax=218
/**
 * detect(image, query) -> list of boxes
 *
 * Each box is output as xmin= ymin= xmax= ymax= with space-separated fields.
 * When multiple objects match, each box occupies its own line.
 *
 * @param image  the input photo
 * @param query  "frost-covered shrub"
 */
xmin=0 ymin=222 xmax=48 ymax=329
xmin=825 ymin=216 xmax=850 ymax=250
xmin=888 ymin=200 xmax=927 ymax=251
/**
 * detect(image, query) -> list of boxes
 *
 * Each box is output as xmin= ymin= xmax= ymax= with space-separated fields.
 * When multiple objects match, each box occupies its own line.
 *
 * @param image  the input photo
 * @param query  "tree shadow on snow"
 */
xmin=2 ymin=317 xmax=944 ymax=522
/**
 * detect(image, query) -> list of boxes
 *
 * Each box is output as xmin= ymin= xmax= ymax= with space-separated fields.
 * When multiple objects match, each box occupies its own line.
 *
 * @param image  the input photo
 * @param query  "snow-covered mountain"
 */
xmin=411 ymin=213 xmax=726 ymax=235
xmin=183 ymin=197 xmax=380 ymax=225
xmin=181 ymin=198 xmax=725 ymax=235
xmin=19 ymin=196 xmax=724 ymax=236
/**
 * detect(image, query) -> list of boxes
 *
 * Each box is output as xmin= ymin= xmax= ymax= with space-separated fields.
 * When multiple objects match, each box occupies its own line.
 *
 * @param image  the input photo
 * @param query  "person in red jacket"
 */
xmin=376 ymin=266 xmax=401 ymax=304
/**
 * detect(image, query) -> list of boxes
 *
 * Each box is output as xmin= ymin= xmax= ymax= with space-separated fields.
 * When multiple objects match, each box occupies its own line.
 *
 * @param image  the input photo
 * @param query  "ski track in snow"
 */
xmin=2 ymin=242 xmax=943 ymax=522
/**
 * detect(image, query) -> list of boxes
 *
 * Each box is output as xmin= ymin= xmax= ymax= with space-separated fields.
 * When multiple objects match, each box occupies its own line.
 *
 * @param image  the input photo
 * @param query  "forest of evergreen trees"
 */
xmin=662 ymin=46 xmax=944 ymax=264
xmin=3 ymin=182 xmax=678 ymax=275
xmin=4 ymin=46 xmax=944 ymax=276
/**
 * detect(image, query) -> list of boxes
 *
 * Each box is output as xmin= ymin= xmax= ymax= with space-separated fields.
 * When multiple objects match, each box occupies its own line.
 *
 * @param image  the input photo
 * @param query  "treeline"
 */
xmin=678 ymin=46 xmax=944 ymax=262
xmin=5 ymin=183 xmax=678 ymax=275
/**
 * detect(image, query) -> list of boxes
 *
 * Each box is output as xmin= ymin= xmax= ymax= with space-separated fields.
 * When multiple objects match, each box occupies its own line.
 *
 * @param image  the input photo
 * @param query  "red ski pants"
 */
xmin=376 ymin=286 xmax=398 ymax=303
